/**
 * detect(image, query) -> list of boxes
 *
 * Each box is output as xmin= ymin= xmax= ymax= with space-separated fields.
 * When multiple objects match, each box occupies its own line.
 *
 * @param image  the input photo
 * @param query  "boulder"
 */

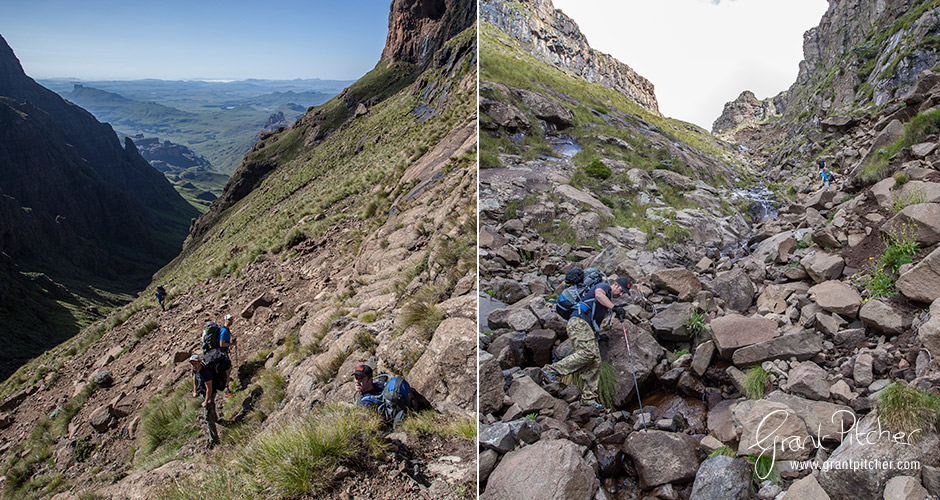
xmin=765 ymin=391 xmax=855 ymax=441
xmin=600 ymin=320 xmax=663 ymax=407
xmin=784 ymin=361 xmax=831 ymax=400
xmin=883 ymin=203 xmax=940 ymax=246
xmin=757 ymin=284 xmax=794 ymax=315
xmin=785 ymin=474 xmax=830 ymax=499
xmin=689 ymin=455 xmax=754 ymax=500
xmin=483 ymin=439 xmax=599 ymax=500
xmin=651 ymin=169 xmax=696 ymax=190
xmin=732 ymin=330 xmax=823 ymax=366
xmin=479 ymin=422 xmax=517 ymax=453
xmin=854 ymin=353 xmax=874 ymax=387
xmin=912 ymin=142 xmax=938 ymax=159
xmin=515 ymin=89 xmax=574 ymax=128
xmin=492 ymin=279 xmax=529 ymax=305
xmin=554 ymin=185 xmax=613 ymax=219
xmin=650 ymin=302 xmax=694 ymax=340
xmin=801 ymin=252 xmax=845 ymax=284
xmin=897 ymin=246 xmax=940 ymax=303
xmin=808 ymin=281 xmax=862 ymax=317
xmin=818 ymin=412 xmax=940 ymax=500
xmin=240 ymin=291 xmax=275 ymax=319
xmin=507 ymin=376 xmax=556 ymax=413
xmin=524 ymin=329 xmax=556 ymax=366
xmin=710 ymin=314 xmax=779 ymax=358
xmin=859 ymin=299 xmax=912 ymax=334
xmin=571 ymin=212 xmax=601 ymax=242
xmin=95 ymin=345 xmax=124 ymax=368
xmin=737 ymin=400 xmax=811 ymax=460
xmin=650 ymin=268 xmax=702 ymax=301
xmin=93 ymin=370 xmax=114 ymax=387
xmin=407 ymin=318 xmax=475 ymax=414
xmin=479 ymin=352 xmax=505 ymax=415
xmin=89 ymin=405 xmax=113 ymax=433
xmin=623 ymin=430 xmax=700 ymax=488
xmin=692 ymin=340 xmax=715 ymax=377
xmin=707 ymin=399 xmax=740 ymax=443
xmin=480 ymin=97 xmax=529 ymax=130
xmin=918 ymin=298 xmax=940 ymax=358
xmin=479 ymin=449 xmax=498 ymax=483
xmin=712 ymin=269 xmax=755 ymax=312
xmin=883 ymin=476 xmax=929 ymax=500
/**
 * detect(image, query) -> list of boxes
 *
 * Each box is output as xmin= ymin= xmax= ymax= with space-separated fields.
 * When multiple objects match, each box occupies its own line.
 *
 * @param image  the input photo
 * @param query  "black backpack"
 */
xmin=202 ymin=321 xmax=221 ymax=353
xmin=555 ymin=267 xmax=605 ymax=319
xmin=202 ymin=348 xmax=231 ymax=390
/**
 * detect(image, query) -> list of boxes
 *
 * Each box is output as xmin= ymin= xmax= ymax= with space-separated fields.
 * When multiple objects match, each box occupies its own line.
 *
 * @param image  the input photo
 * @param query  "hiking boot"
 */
xmin=224 ymin=389 xmax=236 ymax=398
xmin=540 ymin=368 xmax=559 ymax=384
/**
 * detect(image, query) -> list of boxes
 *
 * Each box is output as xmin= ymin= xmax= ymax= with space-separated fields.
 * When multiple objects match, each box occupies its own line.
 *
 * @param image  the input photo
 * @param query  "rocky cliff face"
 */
xmin=382 ymin=0 xmax=476 ymax=67
xmin=711 ymin=90 xmax=787 ymax=135
xmin=480 ymin=0 xmax=659 ymax=113
xmin=0 ymin=34 xmax=199 ymax=378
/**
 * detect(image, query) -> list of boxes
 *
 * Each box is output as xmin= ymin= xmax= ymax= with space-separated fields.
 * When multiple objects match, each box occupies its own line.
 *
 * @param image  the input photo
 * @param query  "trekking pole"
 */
xmin=621 ymin=319 xmax=647 ymax=432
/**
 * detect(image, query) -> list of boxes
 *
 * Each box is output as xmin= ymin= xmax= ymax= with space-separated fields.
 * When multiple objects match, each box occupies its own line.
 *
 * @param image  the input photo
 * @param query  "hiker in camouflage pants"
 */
xmin=543 ymin=277 xmax=631 ymax=409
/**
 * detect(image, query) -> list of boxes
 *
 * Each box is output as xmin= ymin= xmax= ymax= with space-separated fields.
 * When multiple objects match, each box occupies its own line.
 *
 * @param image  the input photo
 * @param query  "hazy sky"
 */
xmin=0 ymin=0 xmax=390 ymax=81
xmin=552 ymin=0 xmax=829 ymax=130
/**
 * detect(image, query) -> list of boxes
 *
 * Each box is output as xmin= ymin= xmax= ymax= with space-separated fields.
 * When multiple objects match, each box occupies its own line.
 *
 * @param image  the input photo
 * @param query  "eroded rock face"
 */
xmin=483 ymin=439 xmax=600 ymax=500
xmin=382 ymin=0 xmax=476 ymax=68
xmin=479 ymin=0 xmax=659 ymax=113
xmin=408 ymin=318 xmax=476 ymax=414
xmin=712 ymin=90 xmax=784 ymax=135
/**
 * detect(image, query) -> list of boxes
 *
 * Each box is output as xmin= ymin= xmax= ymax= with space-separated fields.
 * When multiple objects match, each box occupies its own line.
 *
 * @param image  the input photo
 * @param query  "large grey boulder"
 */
xmin=818 ymin=412 xmax=940 ymax=500
xmin=480 ymin=97 xmax=529 ymax=130
xmin=623 ymin=430 xmax=700 ymax=488
xmin=408 ymin=318 xmax=476 ymax=414
xmin=479 ymin=422 xmax=517 ymax=453
xmin=897 ymin=246 xmax=940 ymax=303
xmin=854 ymin=353 xmax=874 ymax=387
xmin=809 ymin=281 xmax=862 ymax=317
xmin=506 ymin=376 xmax=556 ymax=413
xmin=883 ymin=203 xmax=940 ymax=246
xmin=692 ymin=340 xmax=715 ymax=376
xmin=651 ymin=302 xmax=694 ymax=340
xmin=483 ymin=439 xmax=599 ymax=500
xmin=600 ymin=320 xmax=664 ymax=407
xmin=784 ymin=361 xmax=831 ymax=400
xmin=801 ymin=252 xmax=845 ymax=283
xmin=711 ymin=314 xmax=779 ymax=358
xmin=737 ymin=400 xmax=811 ymax=460
xmin=479 ymin=352 xmax=505 ymax=415
xmin=918 ymin=298 xmax=940 ymax=358
xmin=859 ymin=299 xmax=912 ymax=334
xmin=883 ymin=476 xmax=929 ymax=500
xmin=765 ymin=391 xmax=855 ymax=442
xmin=515 ymin=89 xmax=574 ymax=128
xmin=712 ymin=269 xmax=755 ymax=312
xmin=689 ymin=455 xmax=754 ymax=500
xmin=554 ymin=185 xmax=613 ymax=219
xmin=732 ymin=330 xmax=823 ymax=365
xmin=651 ymin=268 xmax=702 ymax=301
xmin=491 ymin=279 xmax=529 ymax=305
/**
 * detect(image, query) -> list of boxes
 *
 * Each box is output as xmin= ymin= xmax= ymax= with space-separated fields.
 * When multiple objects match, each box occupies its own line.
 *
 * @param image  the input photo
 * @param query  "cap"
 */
xmin=353 ymin=365 xmax=373 ymax=378
xmin=224 ymin=314 xmax=233 ymax=321
xmin=189 ymin=355 xmax=200 ymax=362
xmin=615 ymin=277 xmax=631 ymax=291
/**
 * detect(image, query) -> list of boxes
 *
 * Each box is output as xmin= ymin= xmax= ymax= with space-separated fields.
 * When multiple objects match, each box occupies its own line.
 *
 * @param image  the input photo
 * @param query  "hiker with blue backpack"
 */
xmin=543 ymin=270 xmax=630 ymax=410
xmin=818 ymin=159 xmax=833 ymax=191
xmin=155 ymin=285 xmax=167 ymax=312
xmin=353 ymin=364 xmax=427 ymax=428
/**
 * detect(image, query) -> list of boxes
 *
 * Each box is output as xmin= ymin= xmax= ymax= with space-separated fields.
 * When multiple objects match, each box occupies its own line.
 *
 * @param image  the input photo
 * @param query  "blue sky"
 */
xmin=553 ymin=0 xmax=829 ymax=129
xmin=0 ymin=0 xmax=390 ymax=80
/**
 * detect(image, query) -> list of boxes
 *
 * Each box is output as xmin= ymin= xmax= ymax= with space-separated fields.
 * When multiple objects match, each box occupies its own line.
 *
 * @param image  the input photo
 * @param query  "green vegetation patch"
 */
xmin=878 ymin=382 xmax=940 ymax=436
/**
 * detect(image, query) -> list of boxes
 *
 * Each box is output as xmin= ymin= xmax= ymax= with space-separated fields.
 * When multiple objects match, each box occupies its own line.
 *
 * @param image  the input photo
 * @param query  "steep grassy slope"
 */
xmin=0 ymin=16 xmax=476 ymax=499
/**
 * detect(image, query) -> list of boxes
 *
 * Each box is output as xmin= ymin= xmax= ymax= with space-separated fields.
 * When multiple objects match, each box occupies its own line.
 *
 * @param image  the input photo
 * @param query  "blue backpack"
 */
xmin=555 ymin=267 xmax=604 ymax=319
xmin=382 ymin=376 xmax=412 ymax=409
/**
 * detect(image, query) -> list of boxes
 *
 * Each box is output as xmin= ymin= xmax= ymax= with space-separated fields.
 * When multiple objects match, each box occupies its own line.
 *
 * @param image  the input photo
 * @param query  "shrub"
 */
xmin=882 ymin=223 xmax=919 ymax=273
xmin=585 ymin=159 xmax=612 ymax=179
xmin=878 ymin=383 xmax=940 ymax=436
xmin=744 ymin=366 xmax=768 ymax=400
xmin=686 ymin=310 xmax=708 ymax=337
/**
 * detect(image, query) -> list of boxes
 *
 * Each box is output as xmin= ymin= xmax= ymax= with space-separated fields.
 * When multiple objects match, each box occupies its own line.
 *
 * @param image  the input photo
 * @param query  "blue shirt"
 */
xmin=356 ymin=381 xmax=385 ymax=409
xmin=219 ymin=327 xmax=232 ymax=354
xmin=572 ymin=282 xmax=613 ymax=331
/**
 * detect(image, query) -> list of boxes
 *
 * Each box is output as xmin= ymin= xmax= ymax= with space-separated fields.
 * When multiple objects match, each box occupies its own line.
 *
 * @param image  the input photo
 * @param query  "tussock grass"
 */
xmin=747 ymin=454 xmax=780 ymax=483
xmin=138 ymin=385 xmax=201 ymax=460
xmin=354 ymin=331 xmax=378 ymax=353
xmin=134 ymin=320 xmax=159 ymax=339
xmin=561 ymin=361 xmax=617 ymax=408
xmin=399 ymin=411 xmax=476 ymax=440
xmin=744 ymin=366 xmax=768 ymax=400
xmin=316 ymin=352 xmax=348 ymax=384
xmin=707 ymin=445 xmax=735 ymax=459
xmin=399 ymin=287 xmax=444 ymax=341
xmin=878 ymin=383 xmax=940 ymax=436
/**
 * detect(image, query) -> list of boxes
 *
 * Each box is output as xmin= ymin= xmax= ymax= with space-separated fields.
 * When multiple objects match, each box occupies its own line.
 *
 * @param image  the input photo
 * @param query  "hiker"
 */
xmin=155 ymin=285 xmax=167 ymax=311
xmin=818 ymin=159 xmax=833 ymax=191
xmin=353 ymin=364 xmax=385 ymax=408
xmin=219 ymin=314 xmax=237 ymax=397
xmin=190 ymin=355 xmax=219 ymax=450
xmin=353 ymin=364 xmax=427 ymax=427
xmin=542 ymin=277 xmax=630 ymax=410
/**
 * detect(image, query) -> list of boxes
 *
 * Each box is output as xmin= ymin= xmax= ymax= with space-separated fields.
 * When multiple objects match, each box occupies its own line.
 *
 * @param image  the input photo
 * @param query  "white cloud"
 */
xmin=551 ymin=0 xmax=828 ymax=129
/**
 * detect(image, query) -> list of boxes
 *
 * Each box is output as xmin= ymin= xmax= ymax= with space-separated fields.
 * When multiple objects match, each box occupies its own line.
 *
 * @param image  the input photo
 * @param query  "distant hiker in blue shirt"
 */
xmin=219 ymin=314 xmax=237 ymax=398
xmin=818 ymin=159 xmax=833 ymax=191
xmin=155 ymin=285 xmax=167 ymax=311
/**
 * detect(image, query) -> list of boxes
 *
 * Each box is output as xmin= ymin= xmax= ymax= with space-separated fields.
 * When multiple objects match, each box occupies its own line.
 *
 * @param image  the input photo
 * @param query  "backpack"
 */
xmin=555 ymin=267 xmax=605 ymax=319
xmin=382 ymin=376 xmax=412 ymax=409
xmin=202 ymin=321 xmax=221 ymax=353
xmin=202 ymin=348 xmax=231 ymax=390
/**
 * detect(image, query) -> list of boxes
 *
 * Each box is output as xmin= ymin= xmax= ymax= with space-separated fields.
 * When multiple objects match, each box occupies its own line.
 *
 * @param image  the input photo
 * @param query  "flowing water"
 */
xmin=546 ymin=134 xmax=583 ymax=158
xmin=731 ymin=184 xmax=778 ymax=223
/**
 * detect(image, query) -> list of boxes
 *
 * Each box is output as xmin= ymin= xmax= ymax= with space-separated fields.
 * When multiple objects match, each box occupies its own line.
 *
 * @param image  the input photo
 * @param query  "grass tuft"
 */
xmin=399 ymin=411 xmax=476 ymax=440
xmin=744 ymin=366 xmax=768 ymax=400
xmin=707 ymin=445 xmax=735 ymax=459
xmin=878 ymin=383 xmax=940 ymax=436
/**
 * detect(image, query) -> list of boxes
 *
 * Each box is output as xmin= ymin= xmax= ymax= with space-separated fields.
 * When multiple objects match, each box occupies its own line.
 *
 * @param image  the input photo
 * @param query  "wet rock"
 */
xmin=883 ymin=476 xmax=929 ymax=500
xmin=650 ymin=268 xmax=702 ymax=301
xmin=732 ymin=330 xmax=823 ymax=365
xmin=809 ymin=280 xmax=862 ymax=317
xmin=819 ymin=412 xmax=940 ymax=500
xmin=623 ymin=430 xmax=699 ymax=488
xmin=712 ymin=269 xmax=755 ymax=312
xmin=897 ymin=246 xmax=940 ymax=303
xmin=595 ymin=443 xmax=622 ymax=477
xmin=479 ymin=422 xmax=517 ymax=453
xmin=711 ymin=314 xmax=779 ymax=358
xmin=785 ymin=361 xmax=831 ymax=400
xmin=689 ymin=455 xmax=754 ymax=500
xmin=483 ymin=439 xmax=599 ymax=500
xmin=786 ymin=474 xmax=830 ymax=499
xmin=854 ymin=353 xmax=874 ymax=387
xmin=801 ymin=251 xmax=845 ymax=284
xmin=677 ymin=371 xmax=705 ymax=398
xmin=507 ymin=376 xmax=556 ymax=413
xmin=651 ymin=302 xmax=694 ymax=340
xmin=883 ymin=203 xmax=940 ymax=246
xmin=491 ymin=279 xmax=529 ymax=305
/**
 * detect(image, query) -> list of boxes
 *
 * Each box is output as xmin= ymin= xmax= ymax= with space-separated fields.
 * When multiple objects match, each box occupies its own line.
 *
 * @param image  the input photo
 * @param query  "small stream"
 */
xmin=546 ymin=134 xmax=583 ymax=158
xmin=730 ymin=184 xmax=778 ymax=223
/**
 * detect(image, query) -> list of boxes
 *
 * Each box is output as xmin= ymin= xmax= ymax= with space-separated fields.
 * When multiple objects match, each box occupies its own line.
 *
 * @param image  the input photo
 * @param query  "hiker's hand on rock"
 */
xmin=192 ymin=391 xmax=198 ymax=398
xmin=613 ymin=306 xmax=626 ymax=320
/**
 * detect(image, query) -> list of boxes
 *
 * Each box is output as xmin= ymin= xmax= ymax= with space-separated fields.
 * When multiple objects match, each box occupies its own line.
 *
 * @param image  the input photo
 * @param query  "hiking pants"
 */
xmin=202 ymin=397 xmax=219 ymax=446
xmin=547 ymin=317 xmax=600 ymax=404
